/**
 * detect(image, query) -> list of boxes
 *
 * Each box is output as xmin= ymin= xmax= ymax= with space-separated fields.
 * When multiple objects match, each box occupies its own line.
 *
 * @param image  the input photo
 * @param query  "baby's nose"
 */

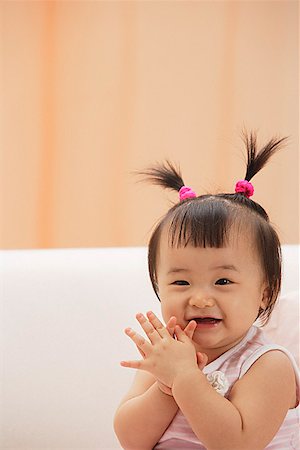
xmin=189 ymin=292 xmax=215 ymax=308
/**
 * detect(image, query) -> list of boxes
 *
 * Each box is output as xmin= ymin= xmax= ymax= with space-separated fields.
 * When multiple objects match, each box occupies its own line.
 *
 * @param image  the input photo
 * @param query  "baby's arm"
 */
xmin=172 ymin=327 xmax=297 ymax=450
xmin=114 ymin=369 xmax=178 ymax=450
xmin=114 ymin=315 xmax=180 ymax=449
xmin=114 ymin=316 xmax=205 ymax=449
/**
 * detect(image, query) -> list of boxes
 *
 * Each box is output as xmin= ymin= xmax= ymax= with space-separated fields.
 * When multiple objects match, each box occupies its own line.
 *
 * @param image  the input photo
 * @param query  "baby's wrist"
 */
xmin=172 ymin=367 xmax=202 ymax=392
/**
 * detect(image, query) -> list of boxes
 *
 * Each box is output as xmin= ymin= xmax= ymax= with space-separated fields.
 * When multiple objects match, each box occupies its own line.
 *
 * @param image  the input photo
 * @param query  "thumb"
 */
xmin=197 ymin=352 xmax=208 ymax=370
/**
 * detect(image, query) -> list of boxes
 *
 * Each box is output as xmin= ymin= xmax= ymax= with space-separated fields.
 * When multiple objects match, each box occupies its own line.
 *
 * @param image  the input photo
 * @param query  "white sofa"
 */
xmin=0 ymin=246 xmax=299 ymax=450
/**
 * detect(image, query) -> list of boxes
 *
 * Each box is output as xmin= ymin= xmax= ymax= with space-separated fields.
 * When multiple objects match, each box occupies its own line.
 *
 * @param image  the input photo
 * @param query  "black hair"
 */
xmin=140 ymin=131 xmax=288 ymax=325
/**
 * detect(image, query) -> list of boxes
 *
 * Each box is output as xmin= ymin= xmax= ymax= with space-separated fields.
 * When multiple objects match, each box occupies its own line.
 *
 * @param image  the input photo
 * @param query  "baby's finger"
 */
xmin=136 ymin=313 xmax=162 ymax=344
xmin=184 ymin=320 xmax=197 ymax=339
xmin=120 ymin=359 xmax=142 ymax=369
xmin=166 ymin=316 xmax=177 ymax=337
xmin=136 ymin=346 xmax=146 ymax=358
xmin=174 ymin=325 xmax=189 ymax=342
xmin=124 ymin=327 xmax=151 ymax=355
xmin=146 ymin=311 xmax=171 ymax=339
xmin=197 ymin=352 xmax=208 ymax=370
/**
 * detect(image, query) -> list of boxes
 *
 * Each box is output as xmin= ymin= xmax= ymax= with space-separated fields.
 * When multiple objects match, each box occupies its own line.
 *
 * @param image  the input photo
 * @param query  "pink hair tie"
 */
xmin=179 ymin=186 xmax=197 ymax=201
xmin=235 ymin=180 xmax=254 ymax=198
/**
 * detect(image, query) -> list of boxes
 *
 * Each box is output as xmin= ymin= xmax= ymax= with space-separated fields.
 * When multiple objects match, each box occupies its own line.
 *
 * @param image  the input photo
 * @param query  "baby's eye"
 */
xmin=172 ymin=280 xmax=189 ymax=286
xmin=215 ymin=278 xmax=232 ymax=285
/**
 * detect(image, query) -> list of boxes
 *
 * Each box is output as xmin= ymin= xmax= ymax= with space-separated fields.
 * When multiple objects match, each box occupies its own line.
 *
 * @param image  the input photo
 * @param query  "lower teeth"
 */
xmin=196 ymin=319 xmax=219 ymax=323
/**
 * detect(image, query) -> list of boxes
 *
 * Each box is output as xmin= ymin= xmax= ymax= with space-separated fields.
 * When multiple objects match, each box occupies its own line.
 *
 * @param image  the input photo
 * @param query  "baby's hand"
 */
xmin=166 ymin=316 xmax=208 ymax=370
xmin=157 ymin=317 xmax=208 ymax=396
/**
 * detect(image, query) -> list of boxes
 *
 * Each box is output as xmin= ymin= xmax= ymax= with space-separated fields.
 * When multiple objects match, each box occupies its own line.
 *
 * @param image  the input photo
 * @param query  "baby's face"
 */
xmin=156 ymin=229 xmax=269 ymax=362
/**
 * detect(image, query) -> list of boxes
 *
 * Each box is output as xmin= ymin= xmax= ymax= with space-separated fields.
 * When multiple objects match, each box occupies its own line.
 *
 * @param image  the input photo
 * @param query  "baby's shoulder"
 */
xmin=239 ymin=342 xmax=299 ymax=381
xmin=250 ymin=348 xmax=296 ymax=375
xmin=233 ymin=349 xmax=298 ymax=409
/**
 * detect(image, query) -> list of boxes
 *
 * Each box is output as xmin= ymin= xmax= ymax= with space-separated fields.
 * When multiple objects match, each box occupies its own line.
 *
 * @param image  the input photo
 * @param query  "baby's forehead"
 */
xmin=160 ymin=219 xmax=257 ymax=250
xmin=158 ymin=228 xmax=260 ymax=266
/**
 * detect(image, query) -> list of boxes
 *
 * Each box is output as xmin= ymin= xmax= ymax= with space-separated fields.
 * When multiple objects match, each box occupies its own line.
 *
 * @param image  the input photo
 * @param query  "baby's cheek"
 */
xmin=161 ymin=301 xmax=183 ymax=327
xmin=160 ymin=301 xmax=174 ymax=323
xmin=160 ymin=307 xmax=170 ymax=325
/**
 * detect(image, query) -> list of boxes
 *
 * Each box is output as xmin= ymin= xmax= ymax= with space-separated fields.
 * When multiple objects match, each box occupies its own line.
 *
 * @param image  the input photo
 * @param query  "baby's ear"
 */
xmin=260 ymin=285 xmax=270 ymax=309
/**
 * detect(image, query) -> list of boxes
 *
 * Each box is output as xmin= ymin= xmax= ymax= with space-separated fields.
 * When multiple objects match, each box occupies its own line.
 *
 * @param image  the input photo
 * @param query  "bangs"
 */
xmin=167 ymin=196 xmax=238 ymax=248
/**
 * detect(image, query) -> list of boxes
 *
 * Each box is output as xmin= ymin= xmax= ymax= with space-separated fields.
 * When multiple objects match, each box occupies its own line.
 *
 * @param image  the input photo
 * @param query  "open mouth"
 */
xmin=191 ymin=317 xmax=222 ymax=326
xmin=193 ymin=317 xmax=221 ymax=323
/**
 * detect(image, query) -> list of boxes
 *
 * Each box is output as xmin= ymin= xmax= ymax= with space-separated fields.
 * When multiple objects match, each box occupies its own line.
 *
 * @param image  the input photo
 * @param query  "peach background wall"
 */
xmin=1 ymin=0 xmax=298 ymax=249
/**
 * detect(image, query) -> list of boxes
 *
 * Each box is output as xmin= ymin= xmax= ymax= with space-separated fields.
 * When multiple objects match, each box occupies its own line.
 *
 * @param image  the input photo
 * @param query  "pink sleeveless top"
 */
xmin=154 ymin=326 xmax=300 ymax=450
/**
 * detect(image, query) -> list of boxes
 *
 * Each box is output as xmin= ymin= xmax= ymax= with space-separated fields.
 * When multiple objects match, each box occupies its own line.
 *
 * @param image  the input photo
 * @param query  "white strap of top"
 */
xmin=240 ymin=344 xmax=300 ymax=390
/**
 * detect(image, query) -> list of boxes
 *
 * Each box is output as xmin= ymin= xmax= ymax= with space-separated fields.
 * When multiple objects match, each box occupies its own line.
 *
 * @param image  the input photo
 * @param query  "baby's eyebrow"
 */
xmin=167 ymin=264 xmax=240 ymax=275
xmin=211 ymin=264 xmax=239 ymax=272
xmin=167 ymin=268 xmax=187 ymax=275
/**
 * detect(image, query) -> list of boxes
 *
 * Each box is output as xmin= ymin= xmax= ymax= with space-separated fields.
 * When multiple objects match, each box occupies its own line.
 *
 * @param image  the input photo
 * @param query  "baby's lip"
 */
xmin=188 ymin=315 xmax=222 ymax=321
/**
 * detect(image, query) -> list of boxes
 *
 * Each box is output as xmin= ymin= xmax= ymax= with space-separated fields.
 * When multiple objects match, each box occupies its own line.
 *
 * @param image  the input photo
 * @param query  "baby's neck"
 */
xmin=194 ymin=328 xmax=253 ymax=364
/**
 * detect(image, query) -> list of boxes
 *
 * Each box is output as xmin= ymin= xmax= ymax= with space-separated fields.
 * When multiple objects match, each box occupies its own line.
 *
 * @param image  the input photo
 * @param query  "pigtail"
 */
xmin=242 ymin=130 xmax=288 ymax=182
xmin=139 ymin=160 xmax=185 ymax=192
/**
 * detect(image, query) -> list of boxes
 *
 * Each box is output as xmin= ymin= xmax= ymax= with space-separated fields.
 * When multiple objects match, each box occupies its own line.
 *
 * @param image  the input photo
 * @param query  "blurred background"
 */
xmin=1 ymin=0 xmax=298 ymax=249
